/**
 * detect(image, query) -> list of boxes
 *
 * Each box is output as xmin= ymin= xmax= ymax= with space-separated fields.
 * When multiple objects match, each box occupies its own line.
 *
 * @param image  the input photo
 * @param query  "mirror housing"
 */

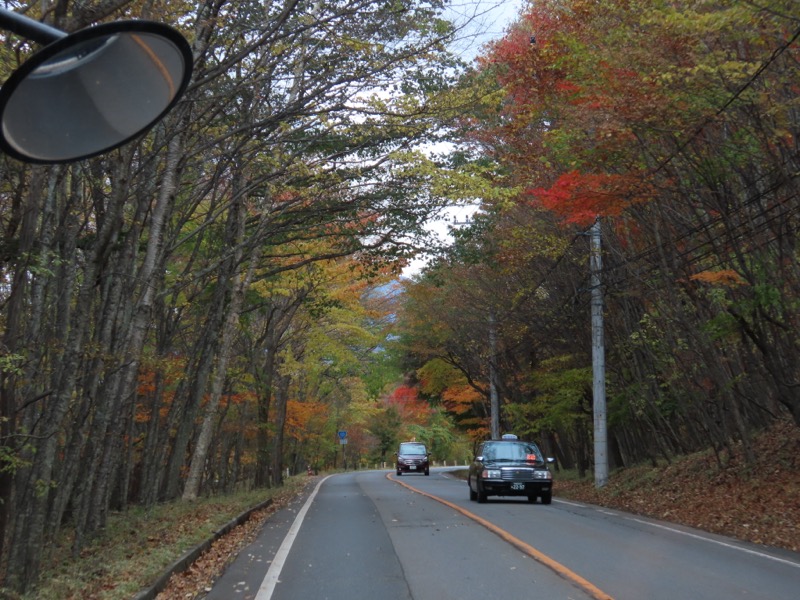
xmin=0 ymin=18 xmax=192 ymax=163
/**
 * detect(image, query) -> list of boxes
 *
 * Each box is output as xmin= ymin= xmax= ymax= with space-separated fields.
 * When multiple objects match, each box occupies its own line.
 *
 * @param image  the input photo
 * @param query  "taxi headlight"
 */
xmin=482 ymin=469 xmax=502 ymax=479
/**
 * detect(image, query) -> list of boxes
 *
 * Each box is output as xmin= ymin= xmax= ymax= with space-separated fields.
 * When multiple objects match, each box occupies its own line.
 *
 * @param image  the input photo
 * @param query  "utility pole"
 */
xmin=590 ymin=218 xmax=608 ymax=487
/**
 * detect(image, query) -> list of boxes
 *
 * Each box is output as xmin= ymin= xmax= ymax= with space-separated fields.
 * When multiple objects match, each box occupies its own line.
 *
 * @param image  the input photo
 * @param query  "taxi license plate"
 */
xmin=410 ymin=465 xmax=416 ymax=470
xmin=511 ymin=482 xmax=525 ymax=490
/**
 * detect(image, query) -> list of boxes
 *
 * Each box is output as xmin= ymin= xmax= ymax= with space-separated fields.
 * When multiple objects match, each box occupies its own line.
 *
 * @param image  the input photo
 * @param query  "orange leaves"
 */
xmin=134 ymin=408 xmax=152 ymax=424
xmin=286 ymin=400 xmax=329 ymax=442
xmin=690 ymin=269 xmax=747 ymax=286
xmin=221 ymin=392 xmax=255 ymax=407
xmin=442 ymin=384 xmax=483 ymax=416
xmin=137 ymin=371 xmax=158 ymax=396
xmin=529 ymin=171 xmax=646 ymax=225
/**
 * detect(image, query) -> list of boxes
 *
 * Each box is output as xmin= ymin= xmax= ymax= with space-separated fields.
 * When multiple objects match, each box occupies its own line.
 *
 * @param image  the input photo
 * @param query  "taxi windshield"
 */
xmin=483 ymin=442 xmax=541 ymax=462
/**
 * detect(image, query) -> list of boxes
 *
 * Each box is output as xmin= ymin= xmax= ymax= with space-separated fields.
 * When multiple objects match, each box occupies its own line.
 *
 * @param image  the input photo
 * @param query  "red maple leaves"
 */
xmin=387 ymin=384 xmax=433 ymax=422
xmin=528 ymin=171 xmax=644 ymax=226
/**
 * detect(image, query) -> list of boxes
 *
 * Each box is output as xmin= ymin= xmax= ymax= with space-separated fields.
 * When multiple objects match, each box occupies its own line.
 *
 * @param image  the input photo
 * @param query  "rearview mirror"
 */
xmin=0 ymin=13 xmax=192 ymax=163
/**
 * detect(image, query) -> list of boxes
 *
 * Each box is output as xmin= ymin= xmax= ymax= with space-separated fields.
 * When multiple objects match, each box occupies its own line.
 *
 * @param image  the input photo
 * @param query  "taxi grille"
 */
xmin=501 ymin=468 xmax=535 ymax=481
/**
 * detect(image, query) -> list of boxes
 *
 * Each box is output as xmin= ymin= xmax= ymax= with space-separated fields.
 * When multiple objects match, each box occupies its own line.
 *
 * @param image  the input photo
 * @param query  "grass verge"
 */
xmin=6 ymin=477 xmax=309 ymax=600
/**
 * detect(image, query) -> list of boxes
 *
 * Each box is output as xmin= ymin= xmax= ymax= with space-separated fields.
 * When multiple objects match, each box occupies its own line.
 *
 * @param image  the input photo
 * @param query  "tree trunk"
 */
xmin=270 ymin=373 xmax=292 ymax=487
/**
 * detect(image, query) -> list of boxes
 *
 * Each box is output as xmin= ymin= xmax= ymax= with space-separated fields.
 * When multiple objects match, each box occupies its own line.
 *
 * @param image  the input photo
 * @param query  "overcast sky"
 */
xmin=401 ymin=1 xmax=526 ymax=277
xmin=446 ymin=0 xmax=526 ymax=61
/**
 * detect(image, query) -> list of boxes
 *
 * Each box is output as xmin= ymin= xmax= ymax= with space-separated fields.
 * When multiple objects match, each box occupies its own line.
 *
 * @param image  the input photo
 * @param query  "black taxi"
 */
xmin=468 ymin=435 xmax=553 ymax=504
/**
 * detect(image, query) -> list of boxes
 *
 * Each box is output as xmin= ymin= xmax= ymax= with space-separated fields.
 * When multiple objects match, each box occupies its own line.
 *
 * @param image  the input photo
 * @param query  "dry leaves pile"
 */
xmin=557 ymin=419 xmax=800 ymax=552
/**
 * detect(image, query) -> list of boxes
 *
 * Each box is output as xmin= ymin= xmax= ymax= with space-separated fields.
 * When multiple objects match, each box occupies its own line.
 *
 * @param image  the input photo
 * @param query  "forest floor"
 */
xmin=12 ymin=419 xmax=799 ymax=600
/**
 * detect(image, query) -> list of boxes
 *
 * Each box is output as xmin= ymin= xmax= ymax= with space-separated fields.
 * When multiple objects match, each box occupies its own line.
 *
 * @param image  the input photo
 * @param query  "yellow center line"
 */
xmin=131 ymin=34 xmax=176 ymax=98
xmin=387 ymin=472 xmax=615 ymax=600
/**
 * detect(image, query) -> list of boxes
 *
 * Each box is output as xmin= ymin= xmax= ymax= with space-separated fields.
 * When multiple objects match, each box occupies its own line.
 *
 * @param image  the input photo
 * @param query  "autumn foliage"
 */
xmin=528 ymin=171 xmax=646 ymax=226
xmin=401 ymin=0 xmax=800 ymax=494
xmin=386 ymin=384 xmax=433 ymax=423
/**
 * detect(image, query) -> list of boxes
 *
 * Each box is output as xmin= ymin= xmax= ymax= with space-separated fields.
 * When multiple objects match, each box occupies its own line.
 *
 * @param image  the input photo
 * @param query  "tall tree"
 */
xmin=0 ymin=0 xmax=483 ymax=590
xmin=400 ymin=0 xmax=800 ymax=484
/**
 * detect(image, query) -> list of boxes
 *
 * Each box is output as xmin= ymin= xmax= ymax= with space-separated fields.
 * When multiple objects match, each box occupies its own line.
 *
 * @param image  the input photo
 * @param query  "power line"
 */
xmin=581 ymin=19 xmax=800 ymax=282
xmin=597 ymin=160 xmax=800 ymax=286
xmin=649 ymin=23 xmax=800 ymax=178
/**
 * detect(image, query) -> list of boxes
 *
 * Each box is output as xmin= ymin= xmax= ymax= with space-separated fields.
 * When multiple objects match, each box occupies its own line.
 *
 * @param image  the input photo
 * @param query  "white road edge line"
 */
xmin=625 ymin=517 xmax=800 ymax=569
xmin=553 ymin=498 xmax=585 ymax=508
xmin=255 ymin=475 xmax=332 ymax=600
xmin=555 ymin=498 xmax=799 ymax=569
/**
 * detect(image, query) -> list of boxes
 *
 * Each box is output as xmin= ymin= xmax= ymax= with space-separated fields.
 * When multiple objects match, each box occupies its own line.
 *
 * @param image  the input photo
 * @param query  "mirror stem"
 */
xmin=0 ymin=8 xmax=66 ymax=45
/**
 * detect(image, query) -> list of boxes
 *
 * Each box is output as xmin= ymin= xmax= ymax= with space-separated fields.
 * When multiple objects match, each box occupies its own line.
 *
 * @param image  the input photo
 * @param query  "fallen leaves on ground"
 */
xmin=155 ymin=479 xmax=319 ymax=600
xmin=557 ymin=419 xmax=800 ymax=553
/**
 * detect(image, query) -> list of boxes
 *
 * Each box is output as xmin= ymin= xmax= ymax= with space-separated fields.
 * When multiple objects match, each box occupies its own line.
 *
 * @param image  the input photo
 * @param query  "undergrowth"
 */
xmin=4 ymin=478 xmax=307 ymax=600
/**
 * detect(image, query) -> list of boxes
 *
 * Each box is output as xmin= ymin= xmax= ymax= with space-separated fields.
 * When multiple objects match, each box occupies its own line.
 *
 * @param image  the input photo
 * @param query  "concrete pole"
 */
xmin=590 ymin=219 xmax=608 ymax=487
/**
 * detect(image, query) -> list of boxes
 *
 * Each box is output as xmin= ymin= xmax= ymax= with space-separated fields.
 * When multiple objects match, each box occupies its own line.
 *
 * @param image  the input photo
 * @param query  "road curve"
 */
xmin=204 ymin=469 xmax=596 ymax=600
xmin=202 ymin=468 xmax=800 ymax=600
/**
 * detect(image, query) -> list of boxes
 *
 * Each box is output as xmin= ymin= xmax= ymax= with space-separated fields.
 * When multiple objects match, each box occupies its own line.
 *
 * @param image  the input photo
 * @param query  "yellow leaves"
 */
xmin=642 ymin=1 xmax=757 ymax=37
xmin=690 ymin=269 xmax=747 ymax=286
xmin=271 ymin=41 xmax=290 ymax=57
xmin=340 ymin=36 xmax=380 ymax=55
xmin=719 ymin=60 xmax=761 ymax=79
xmin=686 ymin=60 xmax=760 ymax=82
xmin=387 ymin=148 xmax=510 ymax=206
xmin=417 ymin=358 xmax=467 ymax=395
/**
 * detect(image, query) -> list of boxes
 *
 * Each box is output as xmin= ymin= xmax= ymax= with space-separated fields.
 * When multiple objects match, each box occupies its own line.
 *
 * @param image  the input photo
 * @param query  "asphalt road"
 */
xmin=202 ymin=468 xmax=800 ymax=600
